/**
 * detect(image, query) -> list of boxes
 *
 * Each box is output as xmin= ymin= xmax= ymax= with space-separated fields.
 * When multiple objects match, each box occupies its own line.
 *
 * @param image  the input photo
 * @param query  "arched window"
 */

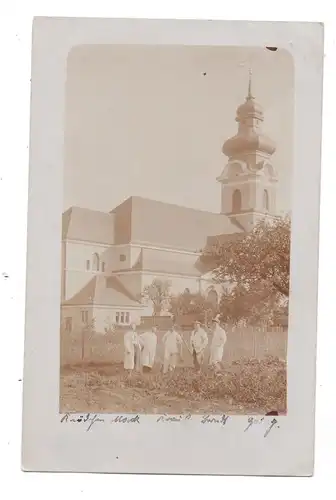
xmin=207 ymin=289 xmax=218 ymax=307
xmin=232 ymin=189 xmax=242 ymax=213
xmin=92 ymin=253 xmax=100 ymax=272
xmin=263 ymin=189 xmax=269 ymax=211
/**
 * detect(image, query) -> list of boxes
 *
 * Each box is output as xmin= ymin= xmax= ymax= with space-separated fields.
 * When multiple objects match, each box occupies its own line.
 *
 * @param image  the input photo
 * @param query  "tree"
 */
xmin=169 ymin=290 xmax=218 ymax=324
xmin=202 ymin=216 xmax=291 ymax=325
xmin=219 ymin=282 xmax=288 ymax=326
xmin=141 ymin=279 xmax=172 ymax=316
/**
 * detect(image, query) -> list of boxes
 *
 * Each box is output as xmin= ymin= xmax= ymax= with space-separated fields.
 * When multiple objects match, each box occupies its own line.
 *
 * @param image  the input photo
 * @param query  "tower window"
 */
xmin=232 ymin=189 xmax=242 ymax=213
xmin=263 ymin=189 xmax=270 ymax=211
xmin=102 ymin=262 xmax=106 ymax=272
xmin=119 ymin=254 xmax=126 ymax=262
xmin=93 ymin=252 xmax=100 ymax=271
xmin=86 ymin=260 xmax=90 ymax=271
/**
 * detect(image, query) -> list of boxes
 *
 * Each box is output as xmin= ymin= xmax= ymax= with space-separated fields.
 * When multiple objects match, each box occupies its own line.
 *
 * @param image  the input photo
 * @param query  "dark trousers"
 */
xmin=193 ymin=349 xmax=201 ymax=370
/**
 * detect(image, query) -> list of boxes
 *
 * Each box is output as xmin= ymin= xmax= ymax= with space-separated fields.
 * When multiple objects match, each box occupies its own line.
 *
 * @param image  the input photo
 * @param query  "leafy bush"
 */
xmin=122 ymin=356 xmax=286 ymax=411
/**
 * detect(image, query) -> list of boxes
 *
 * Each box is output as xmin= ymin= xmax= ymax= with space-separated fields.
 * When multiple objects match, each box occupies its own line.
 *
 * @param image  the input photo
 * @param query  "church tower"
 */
xmin=217 ymin=71 xmax=278 ymax=231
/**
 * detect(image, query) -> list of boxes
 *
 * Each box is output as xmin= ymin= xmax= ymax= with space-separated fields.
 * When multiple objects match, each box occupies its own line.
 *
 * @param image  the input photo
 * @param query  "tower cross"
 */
xmin=247 ymin=68 xmax=254 ymax=99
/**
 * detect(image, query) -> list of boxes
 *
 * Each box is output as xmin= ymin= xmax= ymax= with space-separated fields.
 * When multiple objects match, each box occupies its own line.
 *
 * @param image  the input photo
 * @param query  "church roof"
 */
xmin=62 ymin=207 xmax=115 ymax=245
xmin=63 ymin=275 xmax=142 ymax=307
xmin=132 ymin=248 xmax=203 ymax=277
xmin=62 ymin=197 xmax=242 ymax=251
xmin=112 ymin=196 xmax=241 ymax=251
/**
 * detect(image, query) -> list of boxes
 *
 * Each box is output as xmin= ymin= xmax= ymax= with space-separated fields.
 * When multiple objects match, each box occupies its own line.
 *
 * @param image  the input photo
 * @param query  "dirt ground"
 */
xmin=60 ymin=362 xmax=270 ymax=415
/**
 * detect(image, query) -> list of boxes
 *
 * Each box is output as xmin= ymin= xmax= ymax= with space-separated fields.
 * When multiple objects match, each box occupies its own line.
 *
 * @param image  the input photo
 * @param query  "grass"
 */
xmin=60 ymin=356 xmax=286 ymax=415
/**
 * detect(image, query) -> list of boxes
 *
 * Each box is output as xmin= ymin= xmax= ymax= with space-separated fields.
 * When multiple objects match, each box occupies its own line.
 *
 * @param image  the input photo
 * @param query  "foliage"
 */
xmin=169 ymin=290 xmax=218 ymax=323
xmin=123 ymin=356 xmax=286 ymax=411
xmin=219 ymin=282 xmax=288 ymax=326
xmin=141 ymin=279 xmax=172 ymax=316
xmin=61 ymin=356 xmax=286 ymax=413
xmin=203 ymin=216 xmax=290 ymax=296
xmin=201 ymin=216 xmax=290 ymax=325
xmin=104 ymin=317 xmax=116 ymax=335
xmin=117 ymin=356 xmax=287 ymax=411
xmin=83 ymin=317 xmax=96 ymax=336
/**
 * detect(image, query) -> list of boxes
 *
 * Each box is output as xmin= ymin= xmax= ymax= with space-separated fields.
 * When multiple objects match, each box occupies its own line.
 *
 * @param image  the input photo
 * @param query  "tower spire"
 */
xmin=247 ymin=68 xmax=254 ymax=99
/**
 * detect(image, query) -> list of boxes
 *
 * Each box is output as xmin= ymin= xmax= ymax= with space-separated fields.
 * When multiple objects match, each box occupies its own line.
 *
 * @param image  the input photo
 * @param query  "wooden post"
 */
xmin=81 ymin=326 xmax=85 ymax=362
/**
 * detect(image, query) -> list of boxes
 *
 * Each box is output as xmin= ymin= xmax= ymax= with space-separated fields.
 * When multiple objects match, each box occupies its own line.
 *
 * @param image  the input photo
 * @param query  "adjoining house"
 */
xmin=61 ymin=77 xmax=279 ymax=333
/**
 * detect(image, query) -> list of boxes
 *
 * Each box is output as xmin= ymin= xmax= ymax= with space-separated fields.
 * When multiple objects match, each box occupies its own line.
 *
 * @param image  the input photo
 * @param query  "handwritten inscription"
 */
xmin=61 ymin=413 xmax=104 ymax=431
xmin=156 ymin=413 xmax=192 ymax=423
xmin=244 ymin=417 xmax=279 ymax=438
xmin=201 ymin=414 xmax=229 ymax=426
xmin=60 ymin=413 xmax=280 ymax=437
xmin=61 ymin=413 xmax=140 ymax=431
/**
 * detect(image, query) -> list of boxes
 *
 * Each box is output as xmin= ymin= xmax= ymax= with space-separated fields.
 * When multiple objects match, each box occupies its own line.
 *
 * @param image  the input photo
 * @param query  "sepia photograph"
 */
xmin=60 ymin=44 xmax=292 ymax=416
xmin=22 ymin=17 xmax=323 ymax=476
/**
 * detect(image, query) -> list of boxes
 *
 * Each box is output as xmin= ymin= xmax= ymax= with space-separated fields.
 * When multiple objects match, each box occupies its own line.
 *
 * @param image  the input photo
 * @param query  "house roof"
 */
xmin=62 ymin=207 xmax=115 ymax=245
xmin=112 ymin=196 xmax=242 ymax=251
xmin=63 ymin=275 xmax=142 ymax=307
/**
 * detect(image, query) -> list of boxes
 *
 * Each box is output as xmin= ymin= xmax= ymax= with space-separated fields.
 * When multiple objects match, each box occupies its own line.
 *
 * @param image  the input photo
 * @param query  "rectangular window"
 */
xmin=102 ymin=262 xmax=105 ymax=272
xmin=86 ymin=260 xmax=90 ymax=270
xmin=65 ymin=317 xmax=72 ymax=332
xmin=116 ymin=312 xmax=120 ymax=324
xmin=120 ymin=312 xmax=125 ymax=324
xmin=125 ymin=312 xmax=130 ymax=324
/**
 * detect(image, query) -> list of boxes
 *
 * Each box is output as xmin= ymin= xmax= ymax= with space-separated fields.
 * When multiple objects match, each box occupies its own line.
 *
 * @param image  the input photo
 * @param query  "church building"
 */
xmin=61 ymin=75 xmax=278 ymax=333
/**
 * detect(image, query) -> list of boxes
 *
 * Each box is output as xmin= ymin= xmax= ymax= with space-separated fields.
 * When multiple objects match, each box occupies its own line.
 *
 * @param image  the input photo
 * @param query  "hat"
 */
xmin=212 ymin=315 xmax=220 ymax=324
xmin=194 ymin=320 xmax=201 ymax=325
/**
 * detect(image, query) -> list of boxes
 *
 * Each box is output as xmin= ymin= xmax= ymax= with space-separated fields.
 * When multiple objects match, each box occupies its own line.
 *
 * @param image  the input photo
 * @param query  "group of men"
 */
xmin=123 ymin=317 xmax=227 ymax=375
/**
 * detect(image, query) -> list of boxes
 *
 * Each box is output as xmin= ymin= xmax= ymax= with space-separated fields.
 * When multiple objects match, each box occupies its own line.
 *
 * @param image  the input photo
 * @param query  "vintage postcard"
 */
xmin=22 ymin=18 xmax=323 ymax=475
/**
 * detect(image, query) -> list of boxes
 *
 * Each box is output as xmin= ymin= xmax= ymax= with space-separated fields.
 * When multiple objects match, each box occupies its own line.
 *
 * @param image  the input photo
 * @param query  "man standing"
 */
xmin=162 ymin=324 xmax=183 ymax=374
xmin=139 ymin=326 xmax=158 ymax=373
xmin=124 ymin=322 xmax=140 ymax=374
xmin=190 ymin=321 xmax=208 ymax=371
xmin=209 ymin=317 xmax=227 ymax=371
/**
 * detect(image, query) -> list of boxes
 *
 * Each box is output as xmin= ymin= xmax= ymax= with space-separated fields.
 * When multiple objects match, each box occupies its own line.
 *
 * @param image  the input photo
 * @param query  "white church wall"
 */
xmin=63 ymin=240 xmax=111 ymax=300
xmin=108 ymin=244 xmax=132 ymax=272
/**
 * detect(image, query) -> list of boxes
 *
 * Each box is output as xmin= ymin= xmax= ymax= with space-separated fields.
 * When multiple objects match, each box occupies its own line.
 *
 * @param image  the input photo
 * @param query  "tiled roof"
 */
xmin=63 ymin=275 xmax=142 ymax=307
xmin=195 ymin=232 xmax=247 ymax=274
xmin=63 ymin=196 xmax=243 ymax=250
xmin=112 ymin=196 xmax=242 ymax=251
xmin=133 ymin=248 xmax=202 ymax=277
xmin=62 ymin=207 xmax=115 ymax=245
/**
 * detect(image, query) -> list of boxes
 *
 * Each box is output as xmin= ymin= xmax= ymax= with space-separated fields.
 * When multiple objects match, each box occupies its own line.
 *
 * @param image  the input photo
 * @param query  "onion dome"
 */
xmin=222 ymin=70 xmax=276 ymax=158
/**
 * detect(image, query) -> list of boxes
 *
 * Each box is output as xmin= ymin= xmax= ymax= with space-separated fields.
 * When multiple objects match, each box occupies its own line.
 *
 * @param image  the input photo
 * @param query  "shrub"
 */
xmin=123 ymin=356 xmax=286 ymax=411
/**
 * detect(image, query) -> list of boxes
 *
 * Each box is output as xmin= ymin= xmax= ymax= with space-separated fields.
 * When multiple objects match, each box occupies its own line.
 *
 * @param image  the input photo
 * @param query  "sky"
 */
xmin=63 ymin=44 xmax=294 ymax=214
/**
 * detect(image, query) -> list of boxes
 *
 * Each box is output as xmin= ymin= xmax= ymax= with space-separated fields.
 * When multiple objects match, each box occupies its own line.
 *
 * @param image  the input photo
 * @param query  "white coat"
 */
xmin=209 ymin=325 xmax=227 ymax=364
xmin=124 ymin=330 xmax=139 ymax=370
xmin=162 ymin=330 xmax=182 ymax=358
xmin=190 ymin=328 xmax=208 ymax=354
xmin=139 ymin=331 xmax=157 ymax=368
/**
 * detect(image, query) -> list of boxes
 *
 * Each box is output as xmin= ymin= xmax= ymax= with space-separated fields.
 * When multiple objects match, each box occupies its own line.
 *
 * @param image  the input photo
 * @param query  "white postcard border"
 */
xmin=22 ymin=17 xmax=323 ymax=476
